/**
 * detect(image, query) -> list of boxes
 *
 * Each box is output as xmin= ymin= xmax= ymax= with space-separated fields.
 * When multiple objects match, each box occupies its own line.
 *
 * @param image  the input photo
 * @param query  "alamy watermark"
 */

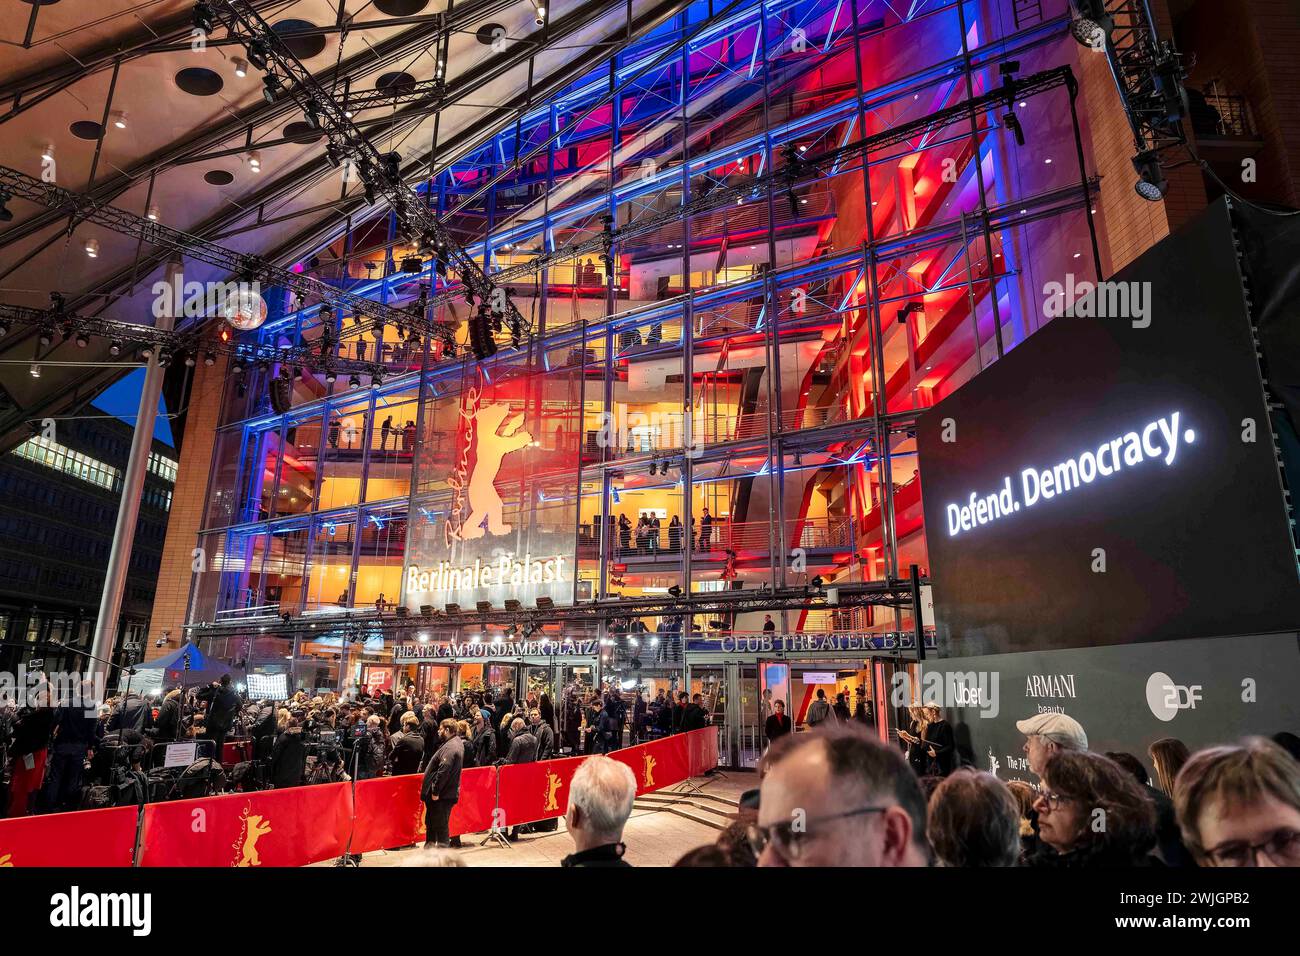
xmin=1043 ymin=274 xmax=1151 ymax=328
xmin=151 ymin=273 xmax=263 ymax=321
xmin=890 ymin=669 xmax=1000 ymax=718
xmin=0 ymin=668 xmax=105 ymax=716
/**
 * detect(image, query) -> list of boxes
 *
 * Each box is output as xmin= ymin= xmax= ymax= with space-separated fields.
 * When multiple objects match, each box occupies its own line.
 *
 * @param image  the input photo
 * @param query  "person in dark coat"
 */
xmin=630 ymin=691 xmax=647 ymax=745
xmin=154 ymin=688 xmax=182 ymax=742
xmin=198 ymin=675 xmax=239 ymax=758
xmin=418 ymin=708 xmax=441 ymax=770
xmin=108 ymin=692 xmax=152 ymax=735
xmin=436 ymin=696 xmax=455 ymax=723
xmin=491 ymin=691 xmax=514 ymax=757
xmin=539 ymin=693 xmax=556 ymax=731
xmin=420 ymin=719 xmax=464 ymax=848
xmin=472 ymin=712 xmax=495 ymax=767
xmin=763 ymin=700 xmax=792 ymax=748
xmin=7 ymin=686 xmax=55 ymax=817
xmin=833 ymin=693 xmax=852 ymax=723
xmin=530 ymin=709 xmax=555 ymax=761
xmin=41 ymin=680 xmax=100 ymax=812
xmin=680 ymin=693 xmax=709 ymax=732
xmin=356 ymin=716 xmax=389 ymax=780
xmin=504 ymin=717 xmax=538 ymax=765
xmin=270 ymin=718 xmax=307 ymax=788
xmin=923 ymin=705 xmax=956 ymax=776
xmin=595 ymin=703 xmax=618 ymax=754
xmin=388 ymin=713 xmax=425 ymax=775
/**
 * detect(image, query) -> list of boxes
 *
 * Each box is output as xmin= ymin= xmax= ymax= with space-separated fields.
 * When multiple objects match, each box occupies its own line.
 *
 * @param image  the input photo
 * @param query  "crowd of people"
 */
xmin=666 ymin=713 xmax=1300 ymax=868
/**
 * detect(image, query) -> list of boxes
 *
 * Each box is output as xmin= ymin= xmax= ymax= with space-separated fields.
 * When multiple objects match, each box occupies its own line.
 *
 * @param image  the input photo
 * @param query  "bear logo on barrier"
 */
xmin=642 ymin=754 xmax=656 ymax=789
xmin=544 ymin=770 xmax=564 ymax=812
xmin=234 ymin=812 xmax=272 ymax=867
xmin=455 ymin=404 xmax=532 ymax=540
xmin=0 ymin=852 xmax=12 ymax=867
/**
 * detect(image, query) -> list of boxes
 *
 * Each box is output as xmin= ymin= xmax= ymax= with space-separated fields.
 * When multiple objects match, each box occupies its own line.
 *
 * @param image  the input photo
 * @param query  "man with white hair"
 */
xmin=562 ymin=756 xmax=638 ymax=867
xmin=1015 ymin=712 xmax=1089 ymax=779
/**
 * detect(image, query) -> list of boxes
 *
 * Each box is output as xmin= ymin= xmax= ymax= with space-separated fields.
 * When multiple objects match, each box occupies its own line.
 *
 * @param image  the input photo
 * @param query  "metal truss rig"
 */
xmin=0 ymin=164 xmax=423 ymax=338
xmin=208 ymin=0 xmax=527 ymax=336
xmin=436 ymin=66 xmax=1079 ymax=305
xmin=186 ymin=579 xmax=922 ymax=641
xmin=0 ymin=301 xmax=389 ymax=380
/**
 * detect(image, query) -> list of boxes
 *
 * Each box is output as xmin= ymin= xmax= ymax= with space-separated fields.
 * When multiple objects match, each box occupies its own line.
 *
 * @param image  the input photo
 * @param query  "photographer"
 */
xmin=197 ymin=675 xmax=240 ymax=758
xmin=356 ymin=715 xmax=389 ymax=780
xmin=269 ymin=716 xmax=307 ymax=789
xmin=154 ymin=688 xmax=181 ymax=743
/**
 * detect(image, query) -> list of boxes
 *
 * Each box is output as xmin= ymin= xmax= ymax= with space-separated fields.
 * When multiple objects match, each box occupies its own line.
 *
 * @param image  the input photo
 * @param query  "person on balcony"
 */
xmin=618 ymin=513 xmax=631 ymax=554
xmin=668 ymin=515 xmax=682 ymax=551
xmin=650 ymin=514 xmax=661 ymax=554
xmin=700 ymin=507 xmax=714 ymax=550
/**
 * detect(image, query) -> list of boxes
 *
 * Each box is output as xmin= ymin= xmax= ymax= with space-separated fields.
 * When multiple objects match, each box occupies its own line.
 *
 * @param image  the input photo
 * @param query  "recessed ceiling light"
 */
xmin=111 ymin=110 xmax=127 ymax=129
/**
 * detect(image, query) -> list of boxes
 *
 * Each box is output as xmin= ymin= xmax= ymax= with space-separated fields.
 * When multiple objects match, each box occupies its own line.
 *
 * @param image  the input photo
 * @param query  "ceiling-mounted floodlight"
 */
xmin=1069 ymin=0 xmax=1114 ymax=50
xmin=1132 ymin=150 xmax=1168 ymax=201
xmin=533 ymin=2 xmax=546 ymax=26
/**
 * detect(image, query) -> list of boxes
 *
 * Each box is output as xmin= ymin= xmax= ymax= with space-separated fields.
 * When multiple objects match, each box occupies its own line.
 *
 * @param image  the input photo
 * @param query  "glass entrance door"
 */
xmin=734 ymin=664 xmax=761 ymax=768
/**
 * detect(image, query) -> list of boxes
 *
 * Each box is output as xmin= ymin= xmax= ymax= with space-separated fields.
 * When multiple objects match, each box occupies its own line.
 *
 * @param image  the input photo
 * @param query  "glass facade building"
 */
xmin=186 ymin=0 xmax=1102 ymax=759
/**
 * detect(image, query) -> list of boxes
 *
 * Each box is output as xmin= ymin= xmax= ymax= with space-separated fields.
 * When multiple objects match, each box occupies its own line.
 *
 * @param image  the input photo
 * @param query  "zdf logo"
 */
xmin=1145 ymin=671 xmax=1202 ymax=722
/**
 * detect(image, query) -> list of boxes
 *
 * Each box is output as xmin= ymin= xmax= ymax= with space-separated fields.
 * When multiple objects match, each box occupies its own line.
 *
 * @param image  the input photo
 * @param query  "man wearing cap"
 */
xmin=1016 ymin=712 xmax=1089 ymax=778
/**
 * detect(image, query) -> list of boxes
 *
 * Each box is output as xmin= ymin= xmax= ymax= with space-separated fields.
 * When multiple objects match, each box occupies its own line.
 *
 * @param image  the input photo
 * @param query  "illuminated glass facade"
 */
xmin=188 ymin=0 xmax=1103 ymax=716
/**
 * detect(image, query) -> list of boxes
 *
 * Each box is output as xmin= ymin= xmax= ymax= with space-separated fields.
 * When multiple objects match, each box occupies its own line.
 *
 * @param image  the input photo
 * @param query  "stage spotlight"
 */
xmin=193 ymin=1 xmax=215 ymax=34
xmin=232 ymin=57 xmax=248 ymax=78
xmin=1002 ymin=110 xmax=1025 ymax=147
xmin=41 ymin=143 xmax=55 ymax=163
xmin=304 ymin=102 xmax=322 ymax=130
xmin=1132 ymin=151 xmax=1168 ymax=201
xmin=811 ymin=575 xmax=824 ymax=588
xmin=1069 ymin=0 xmax=1113 ymax=50
xmin=262 ymin=73 xmax=282 ymax=105
xmin=247 ymin=150 xmax=262 ymax=172
xmin=74 ymin=332 xmax=89 ymax=348
xmin=246 ymin=39 xmax=269 ymax=72
xmin=533 ymin=2 xmax=547 ymax=25
xmin=184 ymin=353 xmax=196 ymax=368
xmin=84 ymin=238 xmax=99 ymax=258
xmin=204 ymin=350 xmax=216 ymax=366
xmin=324 ymin=368 xmax=337 ymax=384
xmin=146 ymin=205 xmax=160 ymax=222
xmin=0 ymin=190 xmax=12 ymax=223
xmin=111 ymin=110 xmax=128 ymax=130
xmin=372 ymin=370 xmax=384 ymax=388
xmin=348 ymin=373 xmax=361 ymax=389
xmin=667 ymin=585 xmax=683 ymax=598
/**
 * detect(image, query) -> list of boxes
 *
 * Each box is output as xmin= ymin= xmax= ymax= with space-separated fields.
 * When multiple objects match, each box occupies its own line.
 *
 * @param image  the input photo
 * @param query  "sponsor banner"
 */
xmin=497 ymin=756 xmax=586 ymax=826
xmin=139 ymin=783 xmax=352 ymax=867
xmin=0 ymin=805 xmax=138 ymax=867
xmin=922 ymin=632 xmax=1300 ymax=788
xmin=611 ymin=734 xmax=691 ymax=796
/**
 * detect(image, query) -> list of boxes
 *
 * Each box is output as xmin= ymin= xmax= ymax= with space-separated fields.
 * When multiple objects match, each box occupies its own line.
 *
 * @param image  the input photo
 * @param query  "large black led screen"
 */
xmin=918 ymin=201 xmax=1300 ymax=656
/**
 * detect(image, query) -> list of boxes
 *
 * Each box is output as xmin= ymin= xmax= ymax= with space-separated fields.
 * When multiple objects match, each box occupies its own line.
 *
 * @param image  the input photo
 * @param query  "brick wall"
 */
xmin=144 ymin=353 xmax=227 ymax=661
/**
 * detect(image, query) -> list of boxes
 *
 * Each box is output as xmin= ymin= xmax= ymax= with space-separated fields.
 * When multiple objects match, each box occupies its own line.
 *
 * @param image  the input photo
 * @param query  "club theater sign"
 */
xmin=395 ymin=638 xmax=598 ymax=660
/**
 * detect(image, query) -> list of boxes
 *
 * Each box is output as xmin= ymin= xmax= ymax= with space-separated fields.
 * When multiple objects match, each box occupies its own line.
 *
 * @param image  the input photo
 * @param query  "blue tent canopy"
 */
xmin=134 ymin=641 xmax=209 ymax=672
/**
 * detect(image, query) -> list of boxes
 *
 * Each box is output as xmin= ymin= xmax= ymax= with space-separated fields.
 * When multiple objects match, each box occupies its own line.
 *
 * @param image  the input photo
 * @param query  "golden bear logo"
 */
xmin=0 ymin=852 xmax=12 ymax=867
xmin=642 ymin=754 xmax=656 ymax=789
xmin=543 ymin=770 xmax=564 ymax=812
xmin=454 ymin=404 xmax=532 ymax=541
xmin=233 ymin=812 xmax=272 ymax=867
xmin=414 ymin=803 xmax=427 ymax=839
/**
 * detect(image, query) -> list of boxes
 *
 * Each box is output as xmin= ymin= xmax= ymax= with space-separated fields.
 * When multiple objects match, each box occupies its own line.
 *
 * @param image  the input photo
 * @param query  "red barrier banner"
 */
xmin=0 ymin=805 xmax=139 ymax=867
xmin=686 ymin=726 xmax=720 ymax=776
xmin=350 ymin=766 xmax=497 ymax=851
xmin=139 ymin=782 xmax=352 ymax=867
xmin=496 ymin=756 xmax=586 ymax=827
xmin=611 ymin=734 xmax=691 ymax=794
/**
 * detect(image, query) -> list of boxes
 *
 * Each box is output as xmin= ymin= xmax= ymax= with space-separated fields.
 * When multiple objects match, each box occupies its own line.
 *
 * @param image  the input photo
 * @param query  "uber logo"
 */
xmin=1145 ymin=671 xmax=1203 ymax=722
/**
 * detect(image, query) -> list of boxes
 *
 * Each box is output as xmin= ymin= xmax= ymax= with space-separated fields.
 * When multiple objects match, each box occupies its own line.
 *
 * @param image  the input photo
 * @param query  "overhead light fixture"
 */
xmin=41 ymin=143 xmax=55 ymax=163
xmin=246 ymin=39 xmax=269 ymax=72
xmin=247 ymin=150 xmax=262 ymax=172
xmin=533 ymin=2 xmax=547 ymax=25
xmin=29 ymin=363 xmax=41 ymax=379
xmin=74 ymin=332 xmax=89 ymax=348
xmin=1069 ymin=0 xmax=1114 ymax=49
xmin=193 ymin=1 xmax=215 ymax=35
xmin=38 ymin=327 xmax=53 ymax=346
xmin=1132 ymin=151 xmax=1168 ymax=201
xmin=84 ymin=238 xmax=99 ymax=258
xmin=232 ymin=57 xmax=248 ymax=78
xmin=146 ymin=205 xmax=160 ymax=222
xmin=262 ymin=73 xmax=281 ymax=105
xmin=111 ymin=110 xmax=127 ymax=130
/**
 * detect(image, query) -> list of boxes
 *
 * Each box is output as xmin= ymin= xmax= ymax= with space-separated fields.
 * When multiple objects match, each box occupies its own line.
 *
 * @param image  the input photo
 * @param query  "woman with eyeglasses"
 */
xmin=1174 ymin=737 xmax=1300 ymax=868
xmin=1027 ymin=750 xmax=1159 ymax=867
